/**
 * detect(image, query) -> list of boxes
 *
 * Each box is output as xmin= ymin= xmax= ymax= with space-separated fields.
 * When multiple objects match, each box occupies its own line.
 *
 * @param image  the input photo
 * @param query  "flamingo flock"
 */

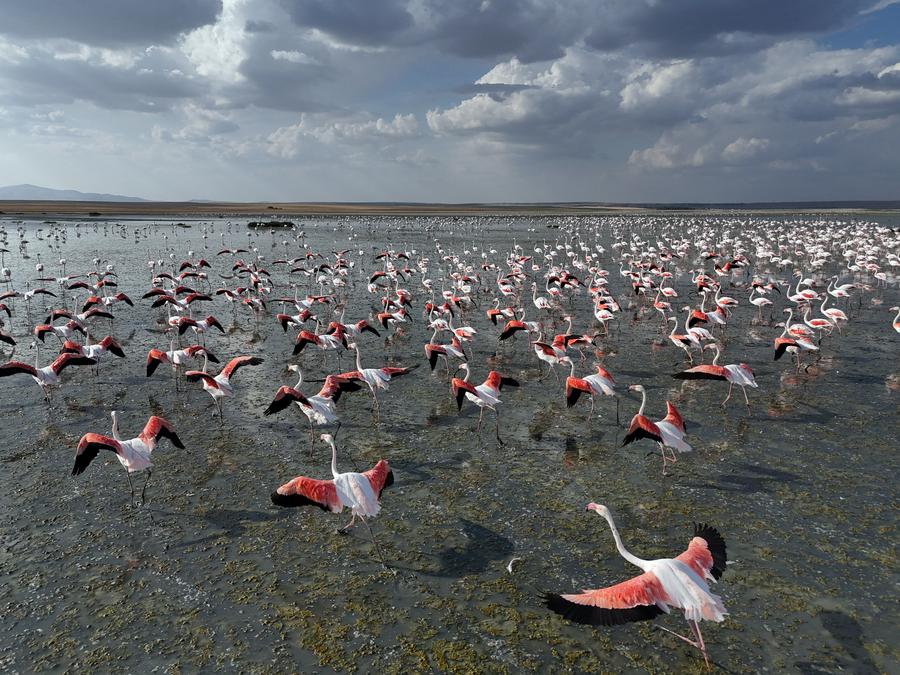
xmin=0 ymin=212 xmax=897 ymax=669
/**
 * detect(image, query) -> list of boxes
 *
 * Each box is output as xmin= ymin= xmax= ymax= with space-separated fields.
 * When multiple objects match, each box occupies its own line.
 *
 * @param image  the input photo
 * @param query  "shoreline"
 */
xmin=1 ymin=199 xmax=898 ymax=219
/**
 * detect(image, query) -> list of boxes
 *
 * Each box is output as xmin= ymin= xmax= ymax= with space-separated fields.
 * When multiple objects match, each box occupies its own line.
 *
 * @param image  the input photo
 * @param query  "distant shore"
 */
xmin=0 ymin=199 xmax=898 ymax=218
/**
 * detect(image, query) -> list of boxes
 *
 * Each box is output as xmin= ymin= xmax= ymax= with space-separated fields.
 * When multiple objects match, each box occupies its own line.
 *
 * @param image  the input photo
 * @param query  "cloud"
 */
xmin=586 ymin=0 xmax=871 ymax=58
xmin=267 ymin=112 xmax=419 ymax=158
xmin=0 ymin=1 xmax=222 ymax=47
xmin=281 ymin=0 xmax=414 ymax=46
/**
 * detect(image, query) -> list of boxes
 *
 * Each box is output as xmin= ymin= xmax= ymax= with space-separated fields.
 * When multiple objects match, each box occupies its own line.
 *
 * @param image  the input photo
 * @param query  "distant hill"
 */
xmin=0 ymin=184 xmax=146 ymax=202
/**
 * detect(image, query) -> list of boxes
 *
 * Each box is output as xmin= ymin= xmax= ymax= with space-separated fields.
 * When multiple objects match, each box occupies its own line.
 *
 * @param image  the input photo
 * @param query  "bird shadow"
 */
xmin=683 ymin=462 xmax=801 ymax=494
xmin=172 ymin=507 xmax=292 ymax=549
xmin=420 ymin=519 xmax=514 ymax=578
xmin=794 ymin=610 xmax=879 ymax=673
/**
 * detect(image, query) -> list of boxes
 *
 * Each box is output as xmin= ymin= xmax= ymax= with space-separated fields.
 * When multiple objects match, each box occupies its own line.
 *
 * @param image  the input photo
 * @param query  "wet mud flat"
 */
xmin=0 ymin=214 xmax=897 ymax=672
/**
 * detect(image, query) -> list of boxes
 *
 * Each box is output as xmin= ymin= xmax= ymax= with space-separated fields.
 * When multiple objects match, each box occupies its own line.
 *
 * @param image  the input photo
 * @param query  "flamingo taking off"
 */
xmin=673 ymin=343 xmax=758 ymax=408
xmin=185 ymin=355 xmax=264 ymax=416
xmin=271 ymin=433 xmax=394 ymax=566
xmin=543 ymin=503 xmax=727 ymax=669
xmin=622 ymin=384 xmax=691 ymax=475
xmin=72 ymin=412 xmax=185 ymax=506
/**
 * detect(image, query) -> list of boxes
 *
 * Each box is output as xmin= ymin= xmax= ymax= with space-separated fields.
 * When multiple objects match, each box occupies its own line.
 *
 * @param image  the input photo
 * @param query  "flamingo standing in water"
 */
xmin=891 ymin=306 xmax=900 ymax=334
xmin=271 ymin=433 xmax=394 ymax=566
xmin=673 ymin=343 xmax=758 ymax=408
xmin=622 ymin=384 xmax=691 ymax=475
xmin=72 ymin=412 xmax=185 ymax=506
xmin=544 ymin=504 xmax=727 ymax=668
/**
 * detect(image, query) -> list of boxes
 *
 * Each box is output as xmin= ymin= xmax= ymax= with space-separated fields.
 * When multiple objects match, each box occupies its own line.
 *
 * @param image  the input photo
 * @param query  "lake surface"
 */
xmin=0 ymin=213 xmax=897 ymax=673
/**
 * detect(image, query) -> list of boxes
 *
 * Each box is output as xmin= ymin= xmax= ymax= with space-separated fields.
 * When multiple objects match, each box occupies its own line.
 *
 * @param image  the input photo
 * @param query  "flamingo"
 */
xmin=263 ymin=368 xmax=362 ymax=445
xmin=185 ymin=355 xmax=264 ymax=416
xmin=0 ymin=351 xmax=97 ymax=400
xmin=891 ymin=306 xmax=900 ymax=334
xmin=673 ymin=343 xmax=758 ymax=408
xmin=60 ymin=336 xmax=125 ymax=374
xmin=146 ymin=342 xmax=219 ymax=378
xmin=451 ymin=363 xmax=519 ymax=444
xmin=424 ymin=327 xmax=467 ymax=373
xmin=34 ymin=320 xmax=85 ymax=343
xmin=564 ymin=361 xmax=619 ymax=422
xmin=544 ymin=503 xmax=727 ymax=669
xmin=72 ymin=412 xmax=185 ymax=507
xmin=337 ymin=342 xmax=414 ymax=417
xmin=773 ymin=322 xmax=818 ymax=372
xmin=271 ymin=433 xmax=393 ymax=566
xmin=622 ymin=384 xmax=691 ymax=475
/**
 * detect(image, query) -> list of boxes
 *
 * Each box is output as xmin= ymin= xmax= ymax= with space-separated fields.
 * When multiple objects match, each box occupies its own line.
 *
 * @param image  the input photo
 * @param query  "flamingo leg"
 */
xmin=140 ymin=469 xmax=152 ymax=506
xmin=337 ymin=513 xmax=356 ymax=534
xmin=360 ymin=516 xmax=391 ymax=571
xmin=494 ymin=409 xmax=504 ymax=446
xmin=476 ymin=407 xmax=485 ymax=432
xmin=126 ymin=471 xmax=136 ymax=508
xmin=742 ymin=385 xmax=751 ymax=408
xmin=615 ymin=396 xmax=620 ymax=426
xmin=659 ymin=442 xmax=668 ymax=476
xmin=690 ymin=620 xmax=710 ymax=669
xmin=654 ymin=624 xmax=702 ymax=649
xmin=721 ymin=382 xmax=733 ymax=407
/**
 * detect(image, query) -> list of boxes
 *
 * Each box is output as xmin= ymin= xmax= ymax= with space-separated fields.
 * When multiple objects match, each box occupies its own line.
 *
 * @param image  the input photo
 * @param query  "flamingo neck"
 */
xmin=711 ymin=346 xmax=721 ymax=366
xmin=601 ymin=511 xmax=647 ymax=569
xmin=329 ymin=439 xmax=339 ymax=478
xmin=668 ymin=319 xmax=677 ymax=337
xmin=111 ymin=412 xmax=121 ymax=441
xmin=637 ymin=388 xmax=647 ymax=417
xmin=354 ymin=346 xmax=363 ymax=371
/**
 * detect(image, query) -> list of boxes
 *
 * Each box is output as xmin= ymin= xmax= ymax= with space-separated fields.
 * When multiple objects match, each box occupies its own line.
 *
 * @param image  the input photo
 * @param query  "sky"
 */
xmin=1 ymin=0 xmax=899 ymax=203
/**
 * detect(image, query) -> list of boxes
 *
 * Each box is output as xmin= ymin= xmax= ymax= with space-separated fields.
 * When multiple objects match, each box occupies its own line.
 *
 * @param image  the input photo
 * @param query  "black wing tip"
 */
xmin=383 ymin=469 xmax=395 ymax=490
xmin=694 ymin=522 xmax=728 ymax=579
xmin=542 ymin=592 xmax=664 ymax=626
xmin=270 ymin=491 xmax=329 ymax=511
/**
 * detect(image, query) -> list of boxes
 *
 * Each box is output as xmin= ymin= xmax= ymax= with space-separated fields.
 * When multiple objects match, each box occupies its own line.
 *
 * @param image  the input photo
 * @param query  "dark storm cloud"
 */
xmin=586 ymin=0 xmax=872 ymax=57
xmin=280 ymin=0 xmax=414 ymax=46
xmin=0 ymin=0 xmax=222 ymax=47
xmin=424 ymin=0 xmax=583 ymax=63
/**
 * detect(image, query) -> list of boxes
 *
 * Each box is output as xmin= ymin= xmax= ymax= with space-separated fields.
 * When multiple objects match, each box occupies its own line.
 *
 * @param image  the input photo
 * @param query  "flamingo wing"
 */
xmin=676 ymin=523 xmax=728 ymax=581
xmin=72 ymin=433 xmax=122 ymax=475
xmin=271 ymin=476 xmax=341 ymax=512
xmin=565 ymin=377 xmax=593 ymax=407
xmin=263 ymin=386 xmax=311 ymax=416
xmin=662 ymin=402 xmax=687 ymax=435
xmin=382 ymin=365 xmax=416 ymax=379
xmin=220 ymin=355 xmax=264 ymax=379
xmin=773 ymin=337 xmax=795 ymax=361
xmin=672 ymin=365 xmax=727 ymax=381
xmin=451 ymin=378 xmax=478 ymax=410
xmin=622 ymin=415 xmax=663 ymax=446
xmin=543 ymin=571 xmax=668 ymax=626
xmin=318 ymin=375 xmax=362 ymax=402
xmin=363 ymin=459 xmax=394 ymax=497
xmin=51 ymin=353 xmax=97 ymax=374
xmin=184 ymin=370 xmax=218 ymax=388
xmin=0 ymin=360 xmax=38 ymax=378
xmin=139 ymin=416 xmax=185 ymax=449
xmin=146 ymin=349 xmax=167 ymax=377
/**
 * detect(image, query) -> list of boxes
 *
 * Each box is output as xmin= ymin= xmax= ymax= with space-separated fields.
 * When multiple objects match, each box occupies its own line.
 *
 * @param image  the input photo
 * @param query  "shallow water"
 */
xmin=0 ymin=213 xmax=897 ymax=673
